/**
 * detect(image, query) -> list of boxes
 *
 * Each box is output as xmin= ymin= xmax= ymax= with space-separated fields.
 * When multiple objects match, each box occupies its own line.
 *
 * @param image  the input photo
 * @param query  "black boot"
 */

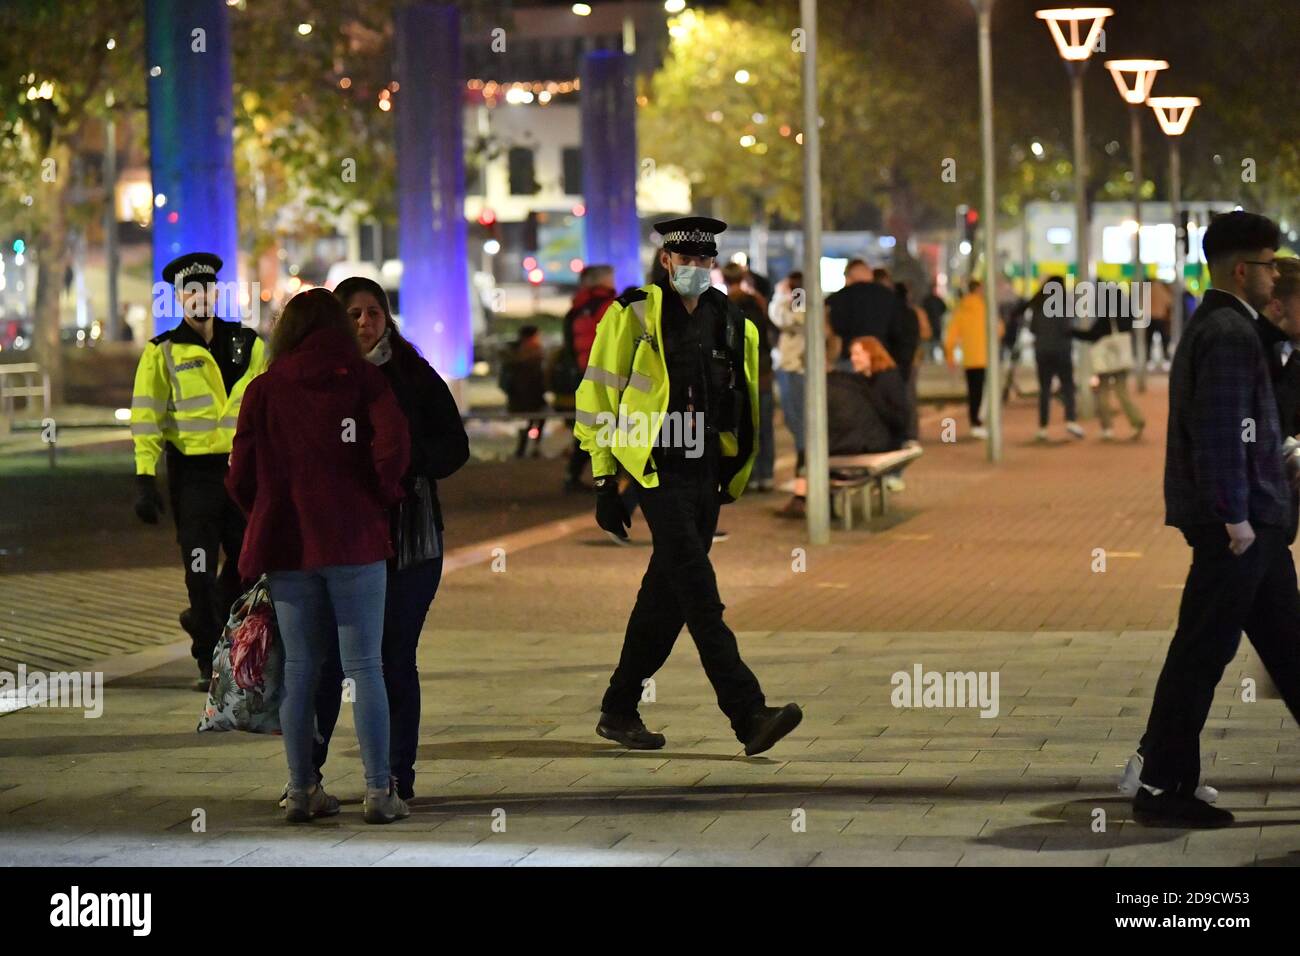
xmin=1133 ymin=787 xmax=1234 ymax=829
xmin=740 ymin=703 xmax=803 ymax=756
xmin=182 ymin=609 xmax=213 ymax=691
xmin=596 ymin=712 xmax=666 ymax=750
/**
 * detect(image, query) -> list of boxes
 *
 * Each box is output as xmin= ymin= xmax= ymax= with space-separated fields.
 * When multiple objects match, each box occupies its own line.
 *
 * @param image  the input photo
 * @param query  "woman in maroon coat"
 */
xmin=226 ymin=288 xmax=411 ymax=825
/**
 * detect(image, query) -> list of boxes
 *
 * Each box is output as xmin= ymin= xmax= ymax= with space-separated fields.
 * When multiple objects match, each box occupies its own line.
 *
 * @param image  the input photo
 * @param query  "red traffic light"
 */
xmin=477 ymin=209 xmax=497 ymax=227
xmin=965 ymin=209 xmax=979 ymax=226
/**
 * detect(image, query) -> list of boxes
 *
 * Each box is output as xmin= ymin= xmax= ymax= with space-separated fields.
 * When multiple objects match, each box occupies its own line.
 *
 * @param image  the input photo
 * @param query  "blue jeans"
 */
xmin=268 ymin=561 xmax=390 ymax=790
xmin=313 ymin=538 xmax=444 ymax=798
xmin=775 ymin=370 xmax=805 ymax=453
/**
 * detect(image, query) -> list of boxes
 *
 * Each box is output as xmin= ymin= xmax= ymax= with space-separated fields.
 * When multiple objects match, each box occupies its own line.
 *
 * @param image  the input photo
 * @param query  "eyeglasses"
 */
xmin=1243 ymin=260 xmax=1281 ymax=273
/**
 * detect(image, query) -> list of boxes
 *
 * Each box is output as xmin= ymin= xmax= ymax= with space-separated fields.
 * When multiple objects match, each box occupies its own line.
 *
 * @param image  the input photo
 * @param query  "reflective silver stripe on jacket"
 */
xmin=130 ymin=422 xmax=162 ymax=436
xmin=131 ymin=395 xmax=165 ymax=413
xmin=583 ymin=365 xmax=627 ymax=390
xmin=173 ymin=394 xmax=214 ymax=411
xmin=574 ymin=408 xmax=603 ymax=427
xmin=160 ymin=340 xmax=181 ymax=396
xmin=629 ymin=298 xmax=648 ymax=333
xmin=219 ymin=417 xmax=239 ymax=430
xmin=173 ymin=419 xmax=218 ymax=433
xmin=626 ymin=371 xmax=653 ymax=393
xmin=625 ymin=298 xmax=654 ymax=392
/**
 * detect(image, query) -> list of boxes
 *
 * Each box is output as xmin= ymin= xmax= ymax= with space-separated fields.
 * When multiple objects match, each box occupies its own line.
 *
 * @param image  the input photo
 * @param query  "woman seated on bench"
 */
xmin=778 ymin=335 xmax=908 ymax=518
xmin=828 ymin=335 xmax=908 ymax=457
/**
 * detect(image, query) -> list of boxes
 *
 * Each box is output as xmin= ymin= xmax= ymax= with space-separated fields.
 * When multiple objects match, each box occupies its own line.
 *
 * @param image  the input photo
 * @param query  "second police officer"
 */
xmin=574 ymin=216 xmax=804 ymax=755
xmin=129 ymin=252 xmax=268 ymax=688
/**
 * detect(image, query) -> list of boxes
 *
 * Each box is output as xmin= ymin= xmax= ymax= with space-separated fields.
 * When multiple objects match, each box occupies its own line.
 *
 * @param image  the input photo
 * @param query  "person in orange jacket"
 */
xmin=943 ymin=279 xmax=1003 ymax=439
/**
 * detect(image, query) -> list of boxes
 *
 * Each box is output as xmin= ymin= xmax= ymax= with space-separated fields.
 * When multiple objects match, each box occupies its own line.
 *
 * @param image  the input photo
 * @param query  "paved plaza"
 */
xmin=3 ymin=380 xmax=1300 ymax=866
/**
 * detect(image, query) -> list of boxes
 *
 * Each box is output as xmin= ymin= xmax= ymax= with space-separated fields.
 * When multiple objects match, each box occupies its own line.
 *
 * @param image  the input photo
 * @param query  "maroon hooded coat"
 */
xmin=226 ymin=326 xmax=411 ymax=579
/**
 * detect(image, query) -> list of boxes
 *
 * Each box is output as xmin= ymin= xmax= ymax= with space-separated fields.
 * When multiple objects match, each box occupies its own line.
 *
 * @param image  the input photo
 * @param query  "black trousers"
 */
xmin=168 ymin=461 xmax=246 ymax=664
xmin=313 ymin=552 xmax=443 ymax=794
xmin=964 ymin=368 xmax=986 ymax=427
xmin=1140 ymin=524 xmax=1300 ymax=794
xmin=1035 ymin=349 xmax=1077 ymax=427
xmin=600 ymin=450 xmax=765 ymax=736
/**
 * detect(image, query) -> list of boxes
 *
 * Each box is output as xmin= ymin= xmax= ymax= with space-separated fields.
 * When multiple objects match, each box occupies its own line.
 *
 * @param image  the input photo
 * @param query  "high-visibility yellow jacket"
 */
xmin=131 ymin=319 xmax=268 ymax=476
xmin=944 ymin=291 xmax=1004 ymax=370
xmin=573 ymin=282 xmax=760 ymax=499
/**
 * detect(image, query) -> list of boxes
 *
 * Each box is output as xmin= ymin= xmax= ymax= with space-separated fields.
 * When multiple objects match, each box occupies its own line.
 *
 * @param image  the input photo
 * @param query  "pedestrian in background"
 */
xmin=1262 ymin=259 xmax=1300 ymax=440
xmin=826 ymin=259 xmax=907 ymax=368
xmin=725 ymin=262 xmax=776 ymax=492
xmin=771 ymin=270 xmax=807 ymax=494
xmin=1071 ymin=289 xmax=1145 ymax=441
xmin=894 ymin=281 xmax=928 ymax=446
xmin=1027 ymin=275 xmax=1085 ymax=442
xmin=500 ymin=324 xmax=548 ymax=458
xmin=560 ymin=265 xmax=618 ymax=491
xmin=944 ymin=279 xmax=1002 ymax=439
xmin=129 ymin=251 xmax=268 ymax=689
xmin=922 ymin=282 xmax=948 ymax=363
xmin=226 ymin=288 xmax=411 ymax=825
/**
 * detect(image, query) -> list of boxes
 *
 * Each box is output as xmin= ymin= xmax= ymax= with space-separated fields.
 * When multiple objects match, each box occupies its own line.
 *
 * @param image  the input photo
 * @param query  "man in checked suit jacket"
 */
xmin=1136 ymin=211 xmax=1300 ymax=828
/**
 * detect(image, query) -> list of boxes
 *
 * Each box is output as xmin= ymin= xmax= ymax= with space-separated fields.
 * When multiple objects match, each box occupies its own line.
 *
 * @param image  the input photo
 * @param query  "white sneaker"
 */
xmin=1065 ymin=422 xmax=1085 ymax=440
xmin=1100 ymin=428 xmax=1117 ymax=442
xmin=1035 ymin=428 xmax=1048 ymax=442
xmin=883 ymin=475 xmax=905 ymax=493
xmin=1118 ymin=753 xmax=1219 ymax=803
xmin=971 ymin=426 xmax=989 ymax=440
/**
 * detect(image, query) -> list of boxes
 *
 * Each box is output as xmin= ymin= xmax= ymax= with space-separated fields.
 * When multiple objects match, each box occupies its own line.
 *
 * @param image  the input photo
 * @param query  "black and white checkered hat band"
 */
xmin=663 ymin=230 xmax=716 ymax=245
xmin=173 ymin=263 xmax=217 ymax=286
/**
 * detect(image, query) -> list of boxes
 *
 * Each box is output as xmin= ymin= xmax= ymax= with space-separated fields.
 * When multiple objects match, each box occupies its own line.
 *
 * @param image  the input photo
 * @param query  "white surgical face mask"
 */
xmin=670 ymin=263 xmax=712 ymax=298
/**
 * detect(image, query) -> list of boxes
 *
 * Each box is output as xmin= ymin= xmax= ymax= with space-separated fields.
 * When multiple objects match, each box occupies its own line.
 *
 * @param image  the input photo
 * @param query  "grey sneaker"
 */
xmin=284 ymin=784 xmax=341 ymax=824
xmin=364 ymin=781 xmax=411 ymax=825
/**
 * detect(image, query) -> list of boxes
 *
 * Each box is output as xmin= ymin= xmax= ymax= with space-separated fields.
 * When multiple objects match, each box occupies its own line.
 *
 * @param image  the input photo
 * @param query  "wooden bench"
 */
xmin=827 ymin=446 xmax=923 ymax=529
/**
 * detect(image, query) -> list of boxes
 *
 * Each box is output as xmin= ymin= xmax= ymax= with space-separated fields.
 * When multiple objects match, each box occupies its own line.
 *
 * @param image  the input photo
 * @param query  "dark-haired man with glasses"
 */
xmin=1133 ymin=211 xmax=1300 ymax=828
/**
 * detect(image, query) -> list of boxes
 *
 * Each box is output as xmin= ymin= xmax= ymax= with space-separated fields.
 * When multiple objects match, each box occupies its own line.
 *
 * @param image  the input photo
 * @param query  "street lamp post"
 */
xmin=800 ymin=0 xmax=829 ymax=544
xmin=1036 ymin=7 xmax=1112 ymax=420
xmin=1105 ymin=59 xmax=1167 ymax=392
xmin=1148 ymin=96 xmax=1200 ymax=347
xmin=972 ymin=0 xmax=1001 ymax=462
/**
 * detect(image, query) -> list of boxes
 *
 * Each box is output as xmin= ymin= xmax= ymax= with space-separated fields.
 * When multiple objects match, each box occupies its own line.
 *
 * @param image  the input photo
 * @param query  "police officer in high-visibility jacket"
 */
xmin=130 ymin=252 xmax=268 ymax=687
xmin=575 ymin=216 xmax=803 ymax=756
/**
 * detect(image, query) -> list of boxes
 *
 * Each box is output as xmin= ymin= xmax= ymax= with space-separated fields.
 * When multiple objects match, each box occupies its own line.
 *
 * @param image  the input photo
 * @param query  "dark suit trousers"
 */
xmin=600 ymin=449 xmax=765 ymax=735
xmin=1140 ymin=524 xmax=1300 ymax=794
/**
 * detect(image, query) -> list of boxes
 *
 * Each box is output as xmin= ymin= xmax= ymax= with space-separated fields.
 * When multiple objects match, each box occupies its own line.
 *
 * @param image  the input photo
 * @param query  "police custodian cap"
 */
xmin=162 ymin=252 xmax=222 ymax=289
xmin=654 ymin=216 xmax=726 ymax=257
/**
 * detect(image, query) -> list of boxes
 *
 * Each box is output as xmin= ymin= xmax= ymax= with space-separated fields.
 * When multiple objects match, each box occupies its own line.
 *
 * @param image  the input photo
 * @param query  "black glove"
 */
xmin=134 ymin=474 xmax=165 ymax=525
xmin=594 ymin=476 xmax=631 ymax=539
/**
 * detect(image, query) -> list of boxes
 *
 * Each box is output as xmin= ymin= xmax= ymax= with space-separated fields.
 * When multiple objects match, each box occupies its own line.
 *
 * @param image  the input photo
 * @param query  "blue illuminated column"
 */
xmin=145 ymin=0 xmax=239 ymax=332
xmin=395 ymin=3 xmax=471 ymax=378
xmin=580 ymin=51 xmax=641 ymax=291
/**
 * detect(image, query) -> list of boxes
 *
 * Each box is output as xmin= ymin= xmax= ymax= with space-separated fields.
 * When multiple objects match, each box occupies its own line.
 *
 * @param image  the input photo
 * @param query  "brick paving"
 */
xmin=3 ymin=374 xmax=1300 ymax=866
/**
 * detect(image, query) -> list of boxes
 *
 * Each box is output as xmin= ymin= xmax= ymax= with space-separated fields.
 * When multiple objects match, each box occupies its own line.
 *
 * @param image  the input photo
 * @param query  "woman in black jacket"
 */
xmin=296 ymin=277 xmax=470 ymax=803
xmin=827 ymin=335 xmax=909 ymax=455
